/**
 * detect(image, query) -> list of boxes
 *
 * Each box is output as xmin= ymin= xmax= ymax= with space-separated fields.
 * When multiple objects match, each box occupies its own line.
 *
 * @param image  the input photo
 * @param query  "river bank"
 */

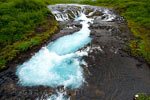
xmin=79 ymin=0 xmax=150 ymax=65
xmin=0 ymin=4 xmax=150 ymax=100
xmin=0 ymin=0 xmax=59 ymax=71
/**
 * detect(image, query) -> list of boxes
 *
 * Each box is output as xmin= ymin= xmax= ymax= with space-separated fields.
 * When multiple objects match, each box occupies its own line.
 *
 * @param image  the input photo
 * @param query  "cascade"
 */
xmin=16 ymin=4 xmax=116 ymax=100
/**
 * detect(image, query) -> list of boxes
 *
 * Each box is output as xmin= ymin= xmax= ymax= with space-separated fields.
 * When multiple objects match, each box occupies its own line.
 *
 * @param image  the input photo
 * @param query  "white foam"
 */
xmin=48 ymin=4 xmax=116 ymax=22
xmin=16 ymin=47 xmax=87 ymax=88
xmin=16 ymin=13 xmax=93 ymax=89
xmin=102 ymin=9 xmax=116 ymax=21
xmin=38 ymin=90 xmax=70 ymax=100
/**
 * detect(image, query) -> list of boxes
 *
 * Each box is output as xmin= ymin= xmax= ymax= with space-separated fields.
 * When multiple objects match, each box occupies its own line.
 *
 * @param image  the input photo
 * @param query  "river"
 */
xmin=0 ymin=4 xmax=150 ymax=100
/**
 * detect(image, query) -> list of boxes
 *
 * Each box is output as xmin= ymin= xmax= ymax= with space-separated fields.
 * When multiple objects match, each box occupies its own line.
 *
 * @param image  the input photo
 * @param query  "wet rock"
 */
xmin=0 ymin=4 xmax=150 ymax=100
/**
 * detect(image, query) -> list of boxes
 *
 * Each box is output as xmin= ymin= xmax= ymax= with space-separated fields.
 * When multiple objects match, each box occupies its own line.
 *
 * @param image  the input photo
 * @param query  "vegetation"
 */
xmin=79 ymin=0 xmax=150 ymax=64
xmin=0 ymin=0 xmax=58 ymax=70
xmin=0 ymin=0 xmax=150 ymax=99
xmin=137 ymin=93 xmax=150 ymax=100
xmin=0 ymin=0 xmax=49 ymax=45
xmin=0 ymin=0 xmax=150 ymax=69
xmin=0 ymin=0 xmax=83 ymax=70
xmin=80 ymin=1 xmax=150 ymax=99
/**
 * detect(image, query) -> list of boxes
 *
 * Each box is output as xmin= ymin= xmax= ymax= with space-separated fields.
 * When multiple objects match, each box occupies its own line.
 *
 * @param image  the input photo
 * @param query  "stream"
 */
xmin=0 ymin=4 xmax=150 ymax=100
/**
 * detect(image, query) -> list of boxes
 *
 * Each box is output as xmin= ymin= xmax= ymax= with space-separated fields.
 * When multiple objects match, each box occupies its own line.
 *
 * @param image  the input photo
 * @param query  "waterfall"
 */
xmin=48 ymin=4 xmax=116 ymax=22
xmin=16 ymin=4 xmax=117 ymax=100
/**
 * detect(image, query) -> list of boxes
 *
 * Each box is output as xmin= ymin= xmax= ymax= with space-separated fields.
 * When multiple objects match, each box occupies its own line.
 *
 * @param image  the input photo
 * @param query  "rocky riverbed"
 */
xmin=0 ymin=4 xmax=150 ymax=100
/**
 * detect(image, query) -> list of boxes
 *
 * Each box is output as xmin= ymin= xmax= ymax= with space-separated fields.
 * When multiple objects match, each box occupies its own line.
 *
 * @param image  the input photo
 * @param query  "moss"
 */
xmin=0 ymin=60 xmax=6 ymax=70
xmin=0 ymin=18 xmax=58 ymax=70
xmin=0 ymin=0 xmax=60 ymax=70
xmin=128 ymin=40 xmax=140 ymax=56
xmin=137 ymin=93 xmax=150 ymax=100
xmin=127 ymin=20 xmax=150 ymax=64
xmin=0 ymin=0 xmax=50 ymax=46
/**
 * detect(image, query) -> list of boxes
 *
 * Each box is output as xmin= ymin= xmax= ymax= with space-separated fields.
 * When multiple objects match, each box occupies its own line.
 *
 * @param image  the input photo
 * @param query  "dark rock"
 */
xmin=0 ymin=4 xmax=150 ymax=100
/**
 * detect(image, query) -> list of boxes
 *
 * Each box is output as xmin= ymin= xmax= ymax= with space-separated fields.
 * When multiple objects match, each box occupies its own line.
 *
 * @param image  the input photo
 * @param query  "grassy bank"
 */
xmin=80 ymin=1 xmax=150 ymax=99
xmin=0 ymin=0 xmax=150 ymax=99
xmin=79 ymin=0 xmax=150 ymax=64
xmin=0 ymin=0 xmax=58 ymax=70
xmin=0 ymin=0 xmax=150 ymax=69
xmin=136 ymin=93 xmax=150 ymax=100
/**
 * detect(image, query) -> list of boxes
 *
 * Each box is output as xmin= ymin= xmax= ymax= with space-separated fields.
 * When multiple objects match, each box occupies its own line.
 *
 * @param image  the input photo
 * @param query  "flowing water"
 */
xmin=1 ymin=4 xmax=150 ymax=100
xmin=16 ymin=4 xmax=117 ymax=99
xmin=16 ymin=13 xmax=92 ymax=89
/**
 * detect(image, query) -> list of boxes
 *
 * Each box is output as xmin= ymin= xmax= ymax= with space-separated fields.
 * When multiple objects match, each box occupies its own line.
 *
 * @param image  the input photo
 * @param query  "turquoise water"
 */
xmin=48 ymin=14 xmax=92 ymax=55
xmin=16 ymin=13 xmax=92 ymax=89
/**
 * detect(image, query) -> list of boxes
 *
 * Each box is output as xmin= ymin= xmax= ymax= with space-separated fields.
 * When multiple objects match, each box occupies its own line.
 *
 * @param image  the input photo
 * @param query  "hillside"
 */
xmin=0 ymin=0 xmax=58 ymax=70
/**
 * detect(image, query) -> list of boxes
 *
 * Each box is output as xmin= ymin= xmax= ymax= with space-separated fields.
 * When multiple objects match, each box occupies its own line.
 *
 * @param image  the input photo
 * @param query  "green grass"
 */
xmin=0 ymin=0 xmax=58 ymax=70
xmin=0 ymin=0 xmax=150 ymax=98
xmin=0 ymin=18 xmax=58 ymax=70
xmin=78 ymin=0 xmax=150 ymax=64
xmin=0 ymin=0 xmax=83 ymax=70
xmin=0 ymin=0 xmax=49 ymax=45
xmin=42 ymin=0 xmax=79 ymax=5
xmin=137 ymin=93 xmax=150 ymax=100
xmin=0 ymin=0 xmax=150 ymax=69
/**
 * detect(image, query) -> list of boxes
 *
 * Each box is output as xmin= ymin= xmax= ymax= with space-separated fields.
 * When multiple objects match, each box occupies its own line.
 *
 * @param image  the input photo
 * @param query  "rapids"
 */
xmin=15 ymin=4 xmax=118 ymax=100
xmin=16 ymin=4 xmax=116 ymax=89
xmin=0 ymin=4 xmax=150 ymax=100
xmin=16 ymin=13 xmax=92 ymax=89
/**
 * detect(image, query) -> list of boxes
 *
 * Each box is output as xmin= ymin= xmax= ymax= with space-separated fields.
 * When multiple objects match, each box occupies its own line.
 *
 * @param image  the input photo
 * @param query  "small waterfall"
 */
xmin=38 ymin=90 xmax=69 ymax=100
xmin=47 ymin=92 xmax=69 ymax=100
xmin=48 ymin=4 xmax=116 ymax=22
xmin=16 ymin=4 xmax=118 ymax=100
xmin=16 ymin=6 xmax=93 ymax=99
